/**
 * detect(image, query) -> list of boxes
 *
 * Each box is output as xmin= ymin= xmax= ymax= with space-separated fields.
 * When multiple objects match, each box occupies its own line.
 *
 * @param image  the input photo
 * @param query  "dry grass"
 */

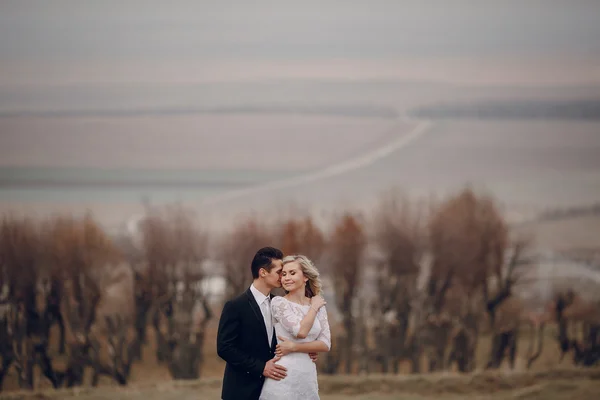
xmin=0 ymin=297 xmax=595 ymax=398
xmin=1 ymin=368 xmax=599 ymax=400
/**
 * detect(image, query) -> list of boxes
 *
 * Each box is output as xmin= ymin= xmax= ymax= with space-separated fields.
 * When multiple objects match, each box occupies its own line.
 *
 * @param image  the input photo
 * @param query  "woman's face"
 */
xmin=281 ymin=261 xmax=308 ymax=293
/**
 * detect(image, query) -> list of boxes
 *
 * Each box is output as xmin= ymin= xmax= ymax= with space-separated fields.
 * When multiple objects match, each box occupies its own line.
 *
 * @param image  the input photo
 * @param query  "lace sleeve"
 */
xmin=316 ymin=306 xmax=331 ymax=350
xmin=271 ymin=297 xmax=302 ymax=337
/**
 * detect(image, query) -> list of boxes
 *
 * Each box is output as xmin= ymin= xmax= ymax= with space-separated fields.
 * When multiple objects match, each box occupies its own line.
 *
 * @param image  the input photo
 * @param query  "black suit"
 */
xmin=217 ymin=288 xmax=277 ymax=400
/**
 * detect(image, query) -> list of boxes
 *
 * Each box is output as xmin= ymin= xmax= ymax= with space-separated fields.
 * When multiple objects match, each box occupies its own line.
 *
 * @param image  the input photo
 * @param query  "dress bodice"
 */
xmin=270 ymin=296 xmax=331 ymax=348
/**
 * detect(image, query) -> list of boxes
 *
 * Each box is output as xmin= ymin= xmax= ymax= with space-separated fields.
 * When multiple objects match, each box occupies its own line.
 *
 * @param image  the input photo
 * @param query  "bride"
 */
xmin=259 ymin=255 xmax=331 ymax=400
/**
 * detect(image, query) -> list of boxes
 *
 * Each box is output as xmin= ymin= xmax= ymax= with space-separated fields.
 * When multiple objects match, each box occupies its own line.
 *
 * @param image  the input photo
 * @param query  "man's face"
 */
xmin=262 ymin=258 xmax=283 ymax=289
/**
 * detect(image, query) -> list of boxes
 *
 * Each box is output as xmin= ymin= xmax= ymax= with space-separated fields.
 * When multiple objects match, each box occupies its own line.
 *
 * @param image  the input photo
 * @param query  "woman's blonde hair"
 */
xmin=282 ymin=254 xmax=322 ymax=297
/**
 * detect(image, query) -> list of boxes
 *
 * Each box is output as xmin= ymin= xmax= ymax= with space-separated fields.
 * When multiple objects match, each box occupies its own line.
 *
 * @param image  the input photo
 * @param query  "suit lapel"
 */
xmin=270 ymin=329 xmax=277 ymax=350
xmin=245 ymin=288 xmax=271 ymax=347
xmin=269 ymin=292 xmax=277 ymax=350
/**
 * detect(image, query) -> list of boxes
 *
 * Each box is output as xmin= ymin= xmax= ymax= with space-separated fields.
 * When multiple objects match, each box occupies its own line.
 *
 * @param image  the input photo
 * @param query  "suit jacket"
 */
xmin=217 ymin=287 xmax=277 ymax=400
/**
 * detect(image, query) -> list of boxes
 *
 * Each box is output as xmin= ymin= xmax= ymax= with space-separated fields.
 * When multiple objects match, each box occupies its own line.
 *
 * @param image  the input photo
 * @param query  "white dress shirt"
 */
xmin=250 ymin=283 xmax=273 ymax=345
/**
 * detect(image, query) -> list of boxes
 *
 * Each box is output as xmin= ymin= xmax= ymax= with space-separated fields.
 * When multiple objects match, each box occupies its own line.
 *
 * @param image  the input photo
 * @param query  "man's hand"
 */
xmin=309 ymin=352 xmax=318 ymax=363
xmin=263 ymin=356 xmax=287 ymax=380
xmin=276 ymin=336 xmax=296 ymax=357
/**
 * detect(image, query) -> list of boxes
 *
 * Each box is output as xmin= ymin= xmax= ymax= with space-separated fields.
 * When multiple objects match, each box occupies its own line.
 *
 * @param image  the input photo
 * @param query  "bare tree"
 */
xmin=405 ymin=188 xmax=518 ymax=373
xmin=524 ymin=311 xmax=547 ymax=369
xmin=327 ymin=212 xmax=367 ymax=374
xmin=0 ymin=216 xmax=62 ymax=389
xmin=552 ymin=290 xmax=600 ymax=366
xmin=483 ymin=295 xmax=546 ymax=370
xmin=279 ymin=216 xmax=326 ymax=263
xmin=138 ymin=205 xmax=213 ymax=379
xmin=157 ymin=276 xmax=213 ymax=379
xmin=369 ymin=190 xmax=426 ymax=373
xmin=60 ymin=275 xmax=102 ymax=387
xmin=112 ymin=230 xmax=150 ymax=362
xmin=480 ymin=236 xmax=534 ymax=371
xmin=45 ymin=214 xmax=135 ymax=387
xmin=60 ymin=272 xmax=136 ymax=387
xmin=89 ymin=263 xmax=137 ymax=386
xmin=483 ymin=241 xmax=536 ymax=370
xmin=420 ymin=190 xmax=485 ymax=372
xmin=217 ymin=216 xmax=274 ymax=301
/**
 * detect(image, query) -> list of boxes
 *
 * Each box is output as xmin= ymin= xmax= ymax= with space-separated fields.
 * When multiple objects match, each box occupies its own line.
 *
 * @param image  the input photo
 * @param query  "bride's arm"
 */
xmin=276 ymin=306 xmax=332 ymax=356
xmin=314 ymin=306 xmax=331 ymax=350
xmin=271 ymin=297 xmax=323 ymax=339
xmin=276 ymin=337 xmax=329 ymax=356
xmin=296 ymin=305 xmax=320 ymax=339
xmin=295 ymin=295 xmax=327 ymax=339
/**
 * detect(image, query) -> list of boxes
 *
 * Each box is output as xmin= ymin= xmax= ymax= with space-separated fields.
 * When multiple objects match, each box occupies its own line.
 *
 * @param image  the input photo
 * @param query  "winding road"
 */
xmin=200 ymin=114 xmax=434 ymax=208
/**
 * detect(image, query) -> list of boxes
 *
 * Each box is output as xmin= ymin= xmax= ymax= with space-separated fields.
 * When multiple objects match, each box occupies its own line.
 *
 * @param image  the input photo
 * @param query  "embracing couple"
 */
xmin=217 ymin=247 xmax=331 ymax=400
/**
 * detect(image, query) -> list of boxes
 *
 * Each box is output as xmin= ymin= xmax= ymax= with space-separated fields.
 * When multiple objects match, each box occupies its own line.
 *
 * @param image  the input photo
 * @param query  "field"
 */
xmin=2 ymin=369 xmax=599 ymax=400
xmin=2 ymin=79 xmax=600 ymax=231
xmin=2 ymin=117 xmax=600 ymax=231
xmin=516 ymin=214 xmax=600 ymax=252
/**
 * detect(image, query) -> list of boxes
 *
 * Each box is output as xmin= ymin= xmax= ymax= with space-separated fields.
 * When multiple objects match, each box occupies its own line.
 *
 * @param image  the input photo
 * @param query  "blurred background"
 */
xmin=1 ymin=0 xmax=600 ymax=398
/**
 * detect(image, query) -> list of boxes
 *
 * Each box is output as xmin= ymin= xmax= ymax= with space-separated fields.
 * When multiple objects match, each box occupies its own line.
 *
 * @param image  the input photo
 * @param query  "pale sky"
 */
xmin=2 ymin=1 xmax=600 ymax=60
xmin=1 ymin=1 xmax=599 ymax=73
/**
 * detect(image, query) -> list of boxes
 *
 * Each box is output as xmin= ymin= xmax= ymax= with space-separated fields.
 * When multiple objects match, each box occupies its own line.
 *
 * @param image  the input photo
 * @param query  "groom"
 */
xmin=217 ymin=247 xmax=317 ymax=400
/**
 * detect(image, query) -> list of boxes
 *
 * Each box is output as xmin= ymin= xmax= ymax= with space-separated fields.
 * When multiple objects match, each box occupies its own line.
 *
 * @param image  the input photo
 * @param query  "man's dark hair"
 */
xmin=251 ymin=247 xmax=284 ymax=279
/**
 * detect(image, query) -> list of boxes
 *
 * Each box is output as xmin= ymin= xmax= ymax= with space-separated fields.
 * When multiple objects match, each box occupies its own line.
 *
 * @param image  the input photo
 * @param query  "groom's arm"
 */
xmin=288 ymin=340 xmax=329 ymax=353
xmin=217 ymin=300 xmax=266 ymax=377
xmin=276 ymin=336 xmax=329 ymax=355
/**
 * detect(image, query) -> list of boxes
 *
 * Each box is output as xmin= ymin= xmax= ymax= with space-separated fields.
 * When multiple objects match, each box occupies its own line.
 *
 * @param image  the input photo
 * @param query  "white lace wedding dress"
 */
xmin=259 ymin=296 xmax=331 ymax=400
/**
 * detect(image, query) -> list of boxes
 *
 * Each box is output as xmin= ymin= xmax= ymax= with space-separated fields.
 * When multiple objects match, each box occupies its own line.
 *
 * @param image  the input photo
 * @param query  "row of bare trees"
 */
xmin=0 ymin=214 xmax=135 ymax=390
xmin=2 ymin=187 xmax=599 ymax=391
xmin=0 ymin=205 xmax=215 ymax=391
xmin=345 ymin=188 xmax=598 ymax=373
